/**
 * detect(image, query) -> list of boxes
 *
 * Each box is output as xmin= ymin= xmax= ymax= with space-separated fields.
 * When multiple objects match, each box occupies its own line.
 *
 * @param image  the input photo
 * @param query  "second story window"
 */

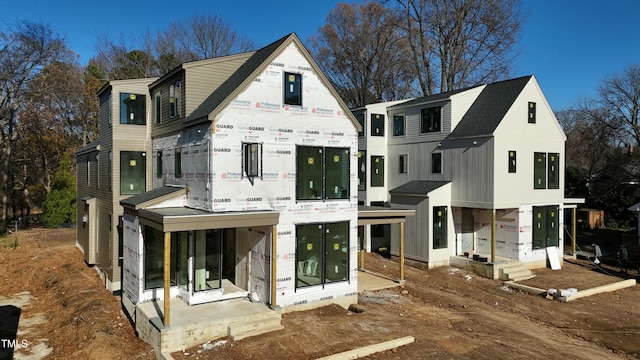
xmin=421 ymin=107 xmax=441 ymax=133
xmin=242 ymin=142 xmax=263 ymax=184
xmin=174 ymin=147 xmax=182 ymax=178
xmin=358 ymin=150 xmax=366 ymax=191
xmin=508 ymin=151 xmax=517 ymax=173
xmin=371 ymin=155 xmax=384 ymax=187
xmin=296 ymin=146 xmax=350 ymax=200
xmin=120 ymin=151 xmax=146 ymax=195
xmin=548 ymin=153 xmax=559 ymax=189
xmin=154 ymin=93 xmax=162 ymax=124
xmin=399 ymin=154 xmax=408 ymax=174
xmin=534 ymin=152 xmax=546 ymax=189
xmin=356 ymin=113 xmax=365 ymax=137
xmin=431 ymin=153 xmax=442 ymax=174
xmin=156 ymin=151 xmax=163 ymax=178
xmin=169 ymin=82 xmax=181 ymax=118
xmin=393 ymin=114 xmax=405 ymax=136
xmin=120 ymin=93 xmax=146 ymax=125
xmin=284 ymin=72 xmax=302 ymax=106
xmin=371 ymin=114 xmax=384 ymax=136
xmin=528 ymin=102 xmax=536 ymax=123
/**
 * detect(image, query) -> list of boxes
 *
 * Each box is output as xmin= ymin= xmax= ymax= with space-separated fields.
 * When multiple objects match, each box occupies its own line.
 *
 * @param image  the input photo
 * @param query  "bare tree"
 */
xmin=0 ymin=20 xmax=69 ymax=232
xmin=92 ymin=13 xmax=255 ymax=80
xmin=597 ymin=64 xmax=640 ymax=148
xmin=309 ymin=1 xmax=416 ymax=108
xmin=157 ymin=13 xmax=255 ymax=62
xmin=394 ymin=0 xmax=522 ymax=96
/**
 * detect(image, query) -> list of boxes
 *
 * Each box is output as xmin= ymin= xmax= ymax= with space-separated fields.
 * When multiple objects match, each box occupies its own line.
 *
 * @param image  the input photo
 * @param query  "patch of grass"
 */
xmin=1 ymin=236 xmax=19 ymax=250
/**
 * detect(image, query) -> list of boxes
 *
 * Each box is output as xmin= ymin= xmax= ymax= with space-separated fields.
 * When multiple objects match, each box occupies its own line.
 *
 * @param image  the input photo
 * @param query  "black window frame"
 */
xmin=548 ymin=153 xmax=559 ymax=189
xmin=355 ymin=112 xmax=365 ymax=137
xmin=156 ymin=150 xmax=163 ymax=179
xmin=284 ymin=72 xmax=302 ymax=106
xmin=528 ymin=102 xmax=536 ymax=124
xmin=120 ymin=92 xmax=146 ymax=125
xmin=432 ymin=206 xmax=448 ymax=249
xmin=371 ymin=155 xmax=384 ymax=187
xmin=295 ymin=221 xmax=349 ymax=289
xmin=296 ymin=146 xmax=350 ymax=200
xmin=169 ymin=81 xmax=181 ymax=119
xmin=508 ymin=150 xmax=517 ymax=173
xmin=174 ymin=147 xmax=182 ymax=179
xmin=242 ymin=142 xmax=263 ymax=184
xmin=371 ymin=114 xmax=385 ymax=136
xmin=120 ymin=151 xmax=146 ymax=195
xmin=534 ymin=152 xmax=546 ymax=189
xmin=357 ymin=150 xmax=366 ymax=191
xmin=431 ymin=153 xmax=442 ymax=174
xmin=421 ymin=107 xmax=441 ymax=133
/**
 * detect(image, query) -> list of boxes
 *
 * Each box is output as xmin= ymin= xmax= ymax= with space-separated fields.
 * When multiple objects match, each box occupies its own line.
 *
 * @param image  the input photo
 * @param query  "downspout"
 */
xmin=270 ymin=225 xmax=277 ymax=308
xmin=399 ymin=222 xmax=405 ymax=281
xmin=491 ymin=209 xmax=496 ymax=263
xmin=163 ymin=231 xmax=171 ymax=327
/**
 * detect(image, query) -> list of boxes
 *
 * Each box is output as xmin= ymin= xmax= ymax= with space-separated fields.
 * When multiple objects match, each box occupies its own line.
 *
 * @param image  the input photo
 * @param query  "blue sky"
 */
xmin=3 ymin=0 xmax=640 ymax=110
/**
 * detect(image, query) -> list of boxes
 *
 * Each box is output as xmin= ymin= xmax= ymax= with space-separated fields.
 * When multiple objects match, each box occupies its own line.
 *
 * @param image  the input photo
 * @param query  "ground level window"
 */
xmin=144 ymin=226 xmax=178 ymax=290
xmin=432 ymin=206 xmax=448 ymax=249
xmin=296 ymin=222 xmax=349 ymax=288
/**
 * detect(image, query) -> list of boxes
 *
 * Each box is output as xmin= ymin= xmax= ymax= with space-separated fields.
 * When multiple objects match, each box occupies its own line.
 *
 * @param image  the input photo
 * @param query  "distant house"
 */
xmin=357 ymin=76 xmax=582 ymax=269
xmin=76 ymin=77 xmax=157 ymax=292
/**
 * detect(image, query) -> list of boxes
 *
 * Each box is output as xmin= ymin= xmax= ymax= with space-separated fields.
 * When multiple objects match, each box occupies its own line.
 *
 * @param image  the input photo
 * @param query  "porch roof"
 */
xmin=138 ymin=207 xmax=280 ymax=232
xmin=358 ymin=205 xmax=415 ymax=225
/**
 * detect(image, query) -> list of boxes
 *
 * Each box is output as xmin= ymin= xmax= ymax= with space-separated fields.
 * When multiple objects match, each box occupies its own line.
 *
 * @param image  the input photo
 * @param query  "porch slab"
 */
xmin=136 ymin=297 xmax=281 ymax=356
xmin=358 ymin=270 xmax=403 ymax=292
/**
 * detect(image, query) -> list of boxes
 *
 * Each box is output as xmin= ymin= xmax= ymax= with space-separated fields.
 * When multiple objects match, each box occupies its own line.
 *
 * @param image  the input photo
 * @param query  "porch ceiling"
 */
xmin=138 ymin=207 xmax=280 ymax=232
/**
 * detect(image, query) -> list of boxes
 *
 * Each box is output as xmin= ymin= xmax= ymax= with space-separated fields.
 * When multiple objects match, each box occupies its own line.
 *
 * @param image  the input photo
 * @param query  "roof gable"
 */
xmin=183 ymin=33 xmax=360 ymax=131
xmin=448 ymin=76 xmax=532 ymax=139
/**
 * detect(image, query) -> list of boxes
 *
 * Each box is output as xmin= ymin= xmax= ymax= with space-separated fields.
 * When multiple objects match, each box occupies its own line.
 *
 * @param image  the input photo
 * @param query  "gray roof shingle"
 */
xmin=448 ymin=76 xmax=532 ymax=138
xmin=120 ymin=186 xmax=185 ymax=208
xmin=389 ymin=180 xmax=450 ymax=195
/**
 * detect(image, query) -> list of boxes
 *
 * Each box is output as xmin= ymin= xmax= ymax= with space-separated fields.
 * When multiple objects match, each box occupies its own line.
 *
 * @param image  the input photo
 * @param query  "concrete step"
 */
xmin=227 ymin=315 xmax=283 ymax=341
xmin=498 ymin=261 xmax=534 ymax=281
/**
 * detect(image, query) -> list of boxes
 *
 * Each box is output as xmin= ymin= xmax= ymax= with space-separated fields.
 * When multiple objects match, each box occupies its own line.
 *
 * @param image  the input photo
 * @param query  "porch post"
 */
xmin=399 ymin=222 xmax=405 ymax=281
xmin=271 ymin=225 xmax=277 ymax=308
xmin=491 ymin=209 xmax=496 ymax=263
xmin=572 ymin=208 xmax=577 ymax=254
xmin=163 ymin=231 xmax=171 ymax=327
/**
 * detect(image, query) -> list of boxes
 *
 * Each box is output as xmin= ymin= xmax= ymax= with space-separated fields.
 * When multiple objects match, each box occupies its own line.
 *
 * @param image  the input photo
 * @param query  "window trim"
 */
xmin=393 ymin=113 xmax=406 ymax=136
xmin=421 ymin=106 xmax=441 ymax=133
xmin=154 ymin=93 xmax=162 ymax=124
xmin=169 ymin=81 xmax=181 ymax=119
xmin=399 ymin=154 xmax=408 ymax=174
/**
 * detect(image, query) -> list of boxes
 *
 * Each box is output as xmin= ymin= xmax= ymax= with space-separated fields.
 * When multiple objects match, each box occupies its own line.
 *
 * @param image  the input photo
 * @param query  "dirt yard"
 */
xmin=1 ymin=228 xmax=639 ymax=360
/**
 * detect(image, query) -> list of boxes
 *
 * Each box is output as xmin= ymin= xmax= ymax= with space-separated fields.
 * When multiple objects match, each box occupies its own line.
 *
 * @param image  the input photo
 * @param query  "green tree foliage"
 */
xmin=42 ymin=155 xmax=76 ymax=228
xmin=0 ymin=20 xmax=69 ymax=232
